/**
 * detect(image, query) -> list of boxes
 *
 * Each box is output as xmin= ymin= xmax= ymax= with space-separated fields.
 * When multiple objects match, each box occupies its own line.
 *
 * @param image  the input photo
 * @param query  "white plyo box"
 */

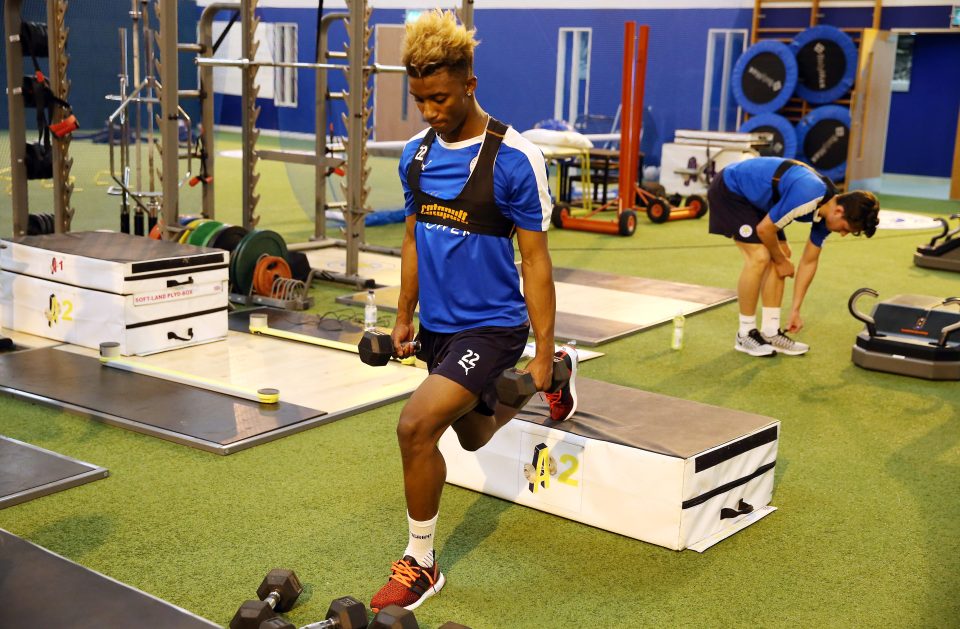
xmin=1 ymin=232 xmax=229 ymax=355
xmin=439 ymin=379 xmax=779 ymax=551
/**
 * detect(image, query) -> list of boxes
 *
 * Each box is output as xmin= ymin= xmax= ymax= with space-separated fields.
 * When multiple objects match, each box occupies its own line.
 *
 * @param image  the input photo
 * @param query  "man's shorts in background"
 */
xmin=417 ymin=324 xmax=529 ymax=416
xmin=708 ymin=173 xmax=785 ymax=243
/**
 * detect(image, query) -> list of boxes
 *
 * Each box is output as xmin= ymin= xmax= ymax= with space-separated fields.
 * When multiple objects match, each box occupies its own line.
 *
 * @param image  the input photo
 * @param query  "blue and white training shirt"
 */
xmin=399 ymin=120 xmax=552 ymax=333
xmin=722 ymin=157 xmax=832 ymax=246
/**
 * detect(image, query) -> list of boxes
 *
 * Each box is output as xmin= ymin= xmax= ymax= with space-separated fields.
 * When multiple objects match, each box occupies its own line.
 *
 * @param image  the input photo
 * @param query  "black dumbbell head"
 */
xmin=358 ymin=330 xmax=394 ymax=366
xmin=495 ymin=368 xmax=538 ymax=409
xmin=370 ymin=604 xmax=418 ymax=629
xmin=230 ymin=599 xmax=275 ymax=629
xmin=257 ymin=569 xmax=303 ymax=612
xmin=326 ymin=595 xmax=369 ymax=629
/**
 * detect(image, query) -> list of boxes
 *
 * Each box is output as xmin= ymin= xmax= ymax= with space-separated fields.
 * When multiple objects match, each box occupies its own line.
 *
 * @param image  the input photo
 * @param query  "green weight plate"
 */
xmin=231 ymin=229 xmax=288 ymax=296
xmin=188 ymin=220 xmax=223 ymax=246
xmin=179 ymin=218 xmax=206 ymax=243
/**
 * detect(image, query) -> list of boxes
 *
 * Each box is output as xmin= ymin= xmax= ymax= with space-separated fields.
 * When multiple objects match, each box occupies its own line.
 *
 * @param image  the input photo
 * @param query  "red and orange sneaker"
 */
xmin=543 ymin=344 xmax=578 ymax=422
xmin=370 ymin=555 xmax=445 ymax=613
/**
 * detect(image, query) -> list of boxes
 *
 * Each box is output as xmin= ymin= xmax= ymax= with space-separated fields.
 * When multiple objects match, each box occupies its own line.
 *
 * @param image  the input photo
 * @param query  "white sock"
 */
xmin=761 ymin=308 xmax=781 ymax=337
xmin=738 ymin=314 xmax=756 ymax=336
xmin=403 ymin=512 xmax=437 ymax=568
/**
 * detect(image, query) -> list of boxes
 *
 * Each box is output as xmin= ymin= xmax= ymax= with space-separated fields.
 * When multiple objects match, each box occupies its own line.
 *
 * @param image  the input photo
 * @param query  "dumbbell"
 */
xmin=230 ymin=568 xmax=304 ymax=629
xmin=369 ymin=604 xmax=419 ymax=629
xmin=495 ymin=353 xmax=572 ymax=409
xmin=358 ymin=329 xmax=420 ymax=367
xmin=256 ymin=595 xmax=368 ymax=629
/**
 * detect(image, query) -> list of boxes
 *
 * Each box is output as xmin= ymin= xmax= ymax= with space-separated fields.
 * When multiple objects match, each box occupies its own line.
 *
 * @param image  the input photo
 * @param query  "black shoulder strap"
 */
xmin=405 ymin=129 xmax=437 ymax=193
xmin=771 ymin=159 xmax=838 ymax=208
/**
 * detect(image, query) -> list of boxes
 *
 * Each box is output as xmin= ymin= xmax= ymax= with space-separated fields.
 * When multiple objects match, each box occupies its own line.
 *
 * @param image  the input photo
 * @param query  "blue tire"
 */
xmin=731 ymin=40 xmax=798 ymax=114
xmin=796 ymin=105 xmax=851 ymax=181
xmin=790 ymin=25 xmax=858 ymax=104
xmin=740 ymin=113 xmax=798 ymax=159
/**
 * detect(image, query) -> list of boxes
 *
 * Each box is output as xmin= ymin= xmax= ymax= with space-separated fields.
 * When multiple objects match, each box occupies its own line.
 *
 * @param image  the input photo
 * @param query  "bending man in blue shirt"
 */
xmin=708 ymin=157 xmax=879 ymax=357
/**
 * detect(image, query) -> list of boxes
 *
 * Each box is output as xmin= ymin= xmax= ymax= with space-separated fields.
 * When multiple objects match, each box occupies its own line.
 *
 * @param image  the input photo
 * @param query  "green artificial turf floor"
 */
xmin=1 ymin=134 xmax=959 ymax=627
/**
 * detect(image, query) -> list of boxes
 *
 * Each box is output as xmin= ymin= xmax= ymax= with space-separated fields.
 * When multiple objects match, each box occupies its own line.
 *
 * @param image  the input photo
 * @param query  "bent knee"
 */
xmin=742 ymin=247 xmax=771 ymax=269
xmin=453 ymin=425 xmax=485 ymax=452
xmin=396 ymin=410 xmax=444 ymax=453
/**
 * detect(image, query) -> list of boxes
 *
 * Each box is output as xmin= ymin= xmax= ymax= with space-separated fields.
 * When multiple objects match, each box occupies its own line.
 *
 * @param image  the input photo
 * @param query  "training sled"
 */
xmin=913 ymin=214 xmax=960 ymax=273
xmin=0 ymin=529 xmax=219 ymax=628
xmin=1 ymin=231 xmax=228 ymax=355
xmin=848 ymin=288 xmax=960 ymax=380
xmin=439 ymin=378 xmax=779 ymax=551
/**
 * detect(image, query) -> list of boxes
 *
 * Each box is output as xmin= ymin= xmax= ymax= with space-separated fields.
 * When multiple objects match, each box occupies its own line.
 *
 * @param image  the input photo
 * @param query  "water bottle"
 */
xmin=671 ymin=312 xmax=685 ymax=350
xmin=364 ymin=289 xmax=377 ymax=331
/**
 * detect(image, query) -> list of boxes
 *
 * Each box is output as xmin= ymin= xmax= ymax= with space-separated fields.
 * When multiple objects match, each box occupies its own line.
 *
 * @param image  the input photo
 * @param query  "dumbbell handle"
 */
xmin=301 ymin=618 xmax=340 ymax=628
xmin=264 ymin=591 xmax=282 ymax=610
xmin=392 ymin=340 xmax=420 ymax=357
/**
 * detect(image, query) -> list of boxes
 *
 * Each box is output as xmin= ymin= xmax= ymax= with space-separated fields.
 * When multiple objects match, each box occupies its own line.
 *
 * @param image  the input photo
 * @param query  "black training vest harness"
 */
xmin=406 ymin=117 xmax=516 ymax=239
xmin=770 ymin=159 xmax=838 ymax=208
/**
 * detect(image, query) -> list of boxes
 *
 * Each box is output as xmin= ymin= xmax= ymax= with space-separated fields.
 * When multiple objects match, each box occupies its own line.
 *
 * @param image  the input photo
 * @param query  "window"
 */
xmin=891 ymin=34 xmax=914 ymax=93
xmin=274 ymin=23 xmax=297 ymax=107
xmin=554 ymin=28 xmax=592 ymax=126
xmin=701 ymin=29 xmax=748 ymax=131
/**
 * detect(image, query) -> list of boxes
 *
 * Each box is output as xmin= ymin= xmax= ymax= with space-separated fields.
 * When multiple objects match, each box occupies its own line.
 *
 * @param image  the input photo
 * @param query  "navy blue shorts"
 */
xmin=708 ymin=173 xmax=785 ymax=243
xmin=416 ymin=324 xmax=529 ymax=416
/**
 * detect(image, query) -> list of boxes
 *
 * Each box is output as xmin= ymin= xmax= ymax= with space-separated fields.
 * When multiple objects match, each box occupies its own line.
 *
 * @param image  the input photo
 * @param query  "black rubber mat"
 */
xmin=0 ymin=437 xmax=108 ymax=509
xmin=0 ymin=529 xmax=219 ymax=628
xmin=228 ymin=307 xmax=365 ymax=346
xmin=0 ymin=348 xmax=325 ymax=447
xmin=515 ymin=377 xmax=776 ymax=458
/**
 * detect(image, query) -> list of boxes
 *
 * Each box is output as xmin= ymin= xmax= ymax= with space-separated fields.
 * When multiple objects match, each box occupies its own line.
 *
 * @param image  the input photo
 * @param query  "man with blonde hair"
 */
xmin=370 ymin=9 xmax=578 ymax=612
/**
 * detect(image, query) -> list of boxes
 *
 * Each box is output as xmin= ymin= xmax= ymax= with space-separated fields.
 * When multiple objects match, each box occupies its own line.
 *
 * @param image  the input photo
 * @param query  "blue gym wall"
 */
xmin=210 ymin=5 xmax=753 ymax=169
xmin=203 ymin=3 xmax=957 ymax=177
xmin=0 ymin=3 xmax=952 ymax=180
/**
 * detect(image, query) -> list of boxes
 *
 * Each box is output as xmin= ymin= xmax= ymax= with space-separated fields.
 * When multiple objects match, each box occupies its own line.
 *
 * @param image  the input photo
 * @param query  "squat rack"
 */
xmin=3 ymin=0 xmax=74 ymax=236
xmin=193 ymin=0 xmax=474 ymax=287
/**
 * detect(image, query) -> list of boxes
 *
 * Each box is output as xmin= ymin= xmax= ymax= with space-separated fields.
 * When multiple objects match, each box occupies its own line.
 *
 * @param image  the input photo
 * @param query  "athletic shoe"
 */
xmin=370 ymin=555 xmax=445 ymax=613
xmin=734 ymin=329 xmax=776 ymax=357
xmin=544 ymin=344 xmax=578 ymax=421
xmin=762 ymin=329 xmax=809 ymax=355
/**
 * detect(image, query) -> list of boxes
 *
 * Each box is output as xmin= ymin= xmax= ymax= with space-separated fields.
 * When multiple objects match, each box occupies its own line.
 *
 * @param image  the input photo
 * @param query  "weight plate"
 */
xmin=207 ymin=225 xmax=248 ymax=252
xmin=231 ymin=230 xmax=288 ymax=296
xmin=178 ymin=218 xmax=206 ymax=244
xmin=188 ymin=220 xmax=223 ymax=246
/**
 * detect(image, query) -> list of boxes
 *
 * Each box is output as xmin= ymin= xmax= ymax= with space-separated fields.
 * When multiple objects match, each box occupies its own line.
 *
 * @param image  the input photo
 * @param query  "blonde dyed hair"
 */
xmin=401 ymin=9 xmax=478 ymax=78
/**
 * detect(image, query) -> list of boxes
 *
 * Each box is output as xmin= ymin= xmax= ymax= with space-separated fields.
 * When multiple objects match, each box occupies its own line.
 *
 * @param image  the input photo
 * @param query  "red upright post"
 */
xmin=618 ymin=22 xmax=636 ymax=214
xmin=627 ymin=25 xmax=649 ymax=209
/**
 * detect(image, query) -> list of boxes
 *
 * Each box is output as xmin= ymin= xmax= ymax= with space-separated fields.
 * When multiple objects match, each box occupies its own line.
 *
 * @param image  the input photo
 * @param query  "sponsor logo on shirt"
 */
xmin=420 ymin=202 xmax=468 ymax=225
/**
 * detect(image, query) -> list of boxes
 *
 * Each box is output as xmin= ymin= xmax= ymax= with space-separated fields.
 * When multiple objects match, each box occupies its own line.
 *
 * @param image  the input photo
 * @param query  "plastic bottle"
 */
xmin=364 ymin=289 xmax=377 ymax=331
xmin=671 ymin=312 xmax=685 ymax=350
